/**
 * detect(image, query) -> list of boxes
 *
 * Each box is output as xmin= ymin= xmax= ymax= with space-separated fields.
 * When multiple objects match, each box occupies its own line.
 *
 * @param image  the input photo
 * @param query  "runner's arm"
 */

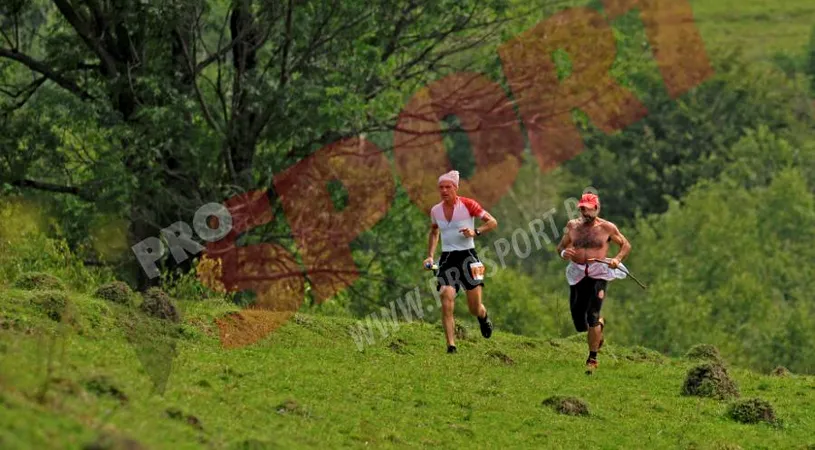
xmin=476 ymin=212 xmax=498 ymax=235
xmin=607 ymin=222 xmax=631 ymax=262
xmin=427 ymin=224 xmax=440 ymax=259
xmin=556 ymin=221 xmax=573 ymax=258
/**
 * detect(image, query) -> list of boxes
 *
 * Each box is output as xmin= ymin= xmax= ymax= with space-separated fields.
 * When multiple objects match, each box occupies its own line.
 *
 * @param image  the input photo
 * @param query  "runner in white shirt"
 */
xmin=556 ymin=192 xmax=632 ymax=374
xmin=423 ymin=170 xmax=498 ymax=354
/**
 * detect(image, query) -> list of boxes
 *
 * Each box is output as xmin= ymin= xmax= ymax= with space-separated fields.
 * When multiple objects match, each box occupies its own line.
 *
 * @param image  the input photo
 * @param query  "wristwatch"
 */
xmin=475 ymin=229 xmax=481 ymax=236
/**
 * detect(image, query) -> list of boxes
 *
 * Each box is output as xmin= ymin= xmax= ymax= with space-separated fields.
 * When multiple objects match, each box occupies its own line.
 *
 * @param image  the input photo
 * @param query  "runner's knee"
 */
xmin=441 ymin=289 xmax=455 ymax=312
xmin=587 ymin=311 xmax=601 ymax=328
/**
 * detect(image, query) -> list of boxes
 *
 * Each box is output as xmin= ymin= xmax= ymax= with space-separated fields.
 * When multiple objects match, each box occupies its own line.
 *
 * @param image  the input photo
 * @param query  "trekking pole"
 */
xmin=587 ymin=258 xmax=647 ymax=290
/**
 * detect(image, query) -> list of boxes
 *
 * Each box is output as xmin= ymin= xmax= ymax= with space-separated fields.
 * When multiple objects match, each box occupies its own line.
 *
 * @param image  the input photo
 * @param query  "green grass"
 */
xmin=689 ymin=0 xmax=815 ymax=63
xmin=2 ymin=286 xmax=815 ymax=449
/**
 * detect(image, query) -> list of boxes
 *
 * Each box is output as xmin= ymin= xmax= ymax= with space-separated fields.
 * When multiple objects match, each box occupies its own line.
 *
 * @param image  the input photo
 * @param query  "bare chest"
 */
xmin=570 ymin=223 xmax=609 ymax=249
xmin=442 ymin=204 xmax=455 ymax=222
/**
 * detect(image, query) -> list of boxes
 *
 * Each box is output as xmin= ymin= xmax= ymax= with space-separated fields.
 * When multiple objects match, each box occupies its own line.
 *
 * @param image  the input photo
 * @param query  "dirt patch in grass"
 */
xmin=166 ymin=407 xmax=204 ymax=431
xmin=388 ymin=338 xmax=412 ymax=355
xmin=83 ymin=376 xmax=128 ymax=404
xmin=486 ymin=350 xmax=515 ymax=365
xmin=215 ymin=309 xmax=295 ymax=349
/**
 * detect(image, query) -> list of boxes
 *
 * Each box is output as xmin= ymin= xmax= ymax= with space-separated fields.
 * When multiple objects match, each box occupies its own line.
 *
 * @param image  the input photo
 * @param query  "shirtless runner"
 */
xmin=556 ymin=193 xmax=631 ymax=374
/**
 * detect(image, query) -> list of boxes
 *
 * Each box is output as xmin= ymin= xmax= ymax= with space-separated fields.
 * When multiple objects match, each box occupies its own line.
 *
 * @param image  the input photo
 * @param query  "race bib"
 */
xmin=469 ymin=261 xmax=485 ymax=281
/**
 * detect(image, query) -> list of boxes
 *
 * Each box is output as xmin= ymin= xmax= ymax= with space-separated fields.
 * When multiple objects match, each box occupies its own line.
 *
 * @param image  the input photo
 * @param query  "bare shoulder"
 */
xmin=599 ymin=219 xmax=621 ymax=233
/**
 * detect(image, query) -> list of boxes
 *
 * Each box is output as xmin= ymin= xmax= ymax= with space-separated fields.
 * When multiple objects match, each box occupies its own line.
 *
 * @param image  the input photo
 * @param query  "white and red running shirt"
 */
xmin=430 ymin=196 xmax=488 ymax=252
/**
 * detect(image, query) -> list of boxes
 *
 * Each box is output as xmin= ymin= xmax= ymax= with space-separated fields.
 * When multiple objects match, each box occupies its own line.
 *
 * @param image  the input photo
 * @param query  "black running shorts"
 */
xmin=569 ymin=276 xmax=607 ymax=332
xmin=436 ymin=248 xmax=484 ymax=293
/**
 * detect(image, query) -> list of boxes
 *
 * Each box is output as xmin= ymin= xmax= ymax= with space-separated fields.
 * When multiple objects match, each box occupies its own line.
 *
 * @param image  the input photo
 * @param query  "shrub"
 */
xmin=0 ymin=197 xmax=115 ymax=291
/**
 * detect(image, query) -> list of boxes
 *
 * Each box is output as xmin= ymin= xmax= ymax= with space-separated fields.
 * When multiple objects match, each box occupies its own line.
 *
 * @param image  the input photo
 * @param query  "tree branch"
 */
xmin=10 ymin=178 xmax=93 ymax=201
xmin=51 ymin=0 xmax=119 ymax=77
xmin=0 ymin=48 xmax=93 ymax=100
xmin=174 ymin=29 xmax=223 ymax=134
xmin=0 ymin=76 xmax=45 ymax=115
xmin=279 ymin=0 xmax=293 ymax=87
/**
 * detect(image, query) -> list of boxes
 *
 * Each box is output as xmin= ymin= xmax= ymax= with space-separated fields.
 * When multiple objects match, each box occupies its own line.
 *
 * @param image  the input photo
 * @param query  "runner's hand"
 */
xmin=459 ymin=228 xmax=476 ymax=238
xmin=423 ymin=257 xmax=434 ymax=268
xmin=608 ymin=258 xmax=621 ymax=269
xmin=562 ymin=248 xmax=577 ymax=260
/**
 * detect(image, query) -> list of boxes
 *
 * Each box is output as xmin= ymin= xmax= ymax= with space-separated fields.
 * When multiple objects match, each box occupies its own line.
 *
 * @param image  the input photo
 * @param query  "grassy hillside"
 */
xmin=690 ymin=0 xmax=815 ymax=63
xmin=1 ymin=283 xmax=814 ymax=450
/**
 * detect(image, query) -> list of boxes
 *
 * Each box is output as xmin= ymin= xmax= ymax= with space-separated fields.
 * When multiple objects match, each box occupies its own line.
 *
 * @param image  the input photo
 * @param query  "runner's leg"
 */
xmin=441 ymin=285 xmax=457 ymax=347
xmin=465 ymin=285 xmax=486 ymax=318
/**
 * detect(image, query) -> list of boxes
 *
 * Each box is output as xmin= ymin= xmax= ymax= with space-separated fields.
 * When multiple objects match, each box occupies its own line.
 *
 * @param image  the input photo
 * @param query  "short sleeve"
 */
xmin=429 ymin=205 xmax=439 ymax=228
xmin=461 ymin=197 xmax=487 ymax=219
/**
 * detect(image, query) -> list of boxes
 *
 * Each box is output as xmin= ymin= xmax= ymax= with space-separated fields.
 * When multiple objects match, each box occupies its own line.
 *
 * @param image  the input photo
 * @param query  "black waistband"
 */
xmin=441 ymin=248 xmax=476 ymax=255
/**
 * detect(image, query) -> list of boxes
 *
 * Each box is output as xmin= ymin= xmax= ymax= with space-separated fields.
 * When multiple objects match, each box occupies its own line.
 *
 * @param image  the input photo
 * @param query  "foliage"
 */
xmin=0 ymin=196 xmax=114 ymax=290
xmin=605 ymin=160 xmax=815 ymax=374
xmin=561 ymin=17 xmax=814 ymax=228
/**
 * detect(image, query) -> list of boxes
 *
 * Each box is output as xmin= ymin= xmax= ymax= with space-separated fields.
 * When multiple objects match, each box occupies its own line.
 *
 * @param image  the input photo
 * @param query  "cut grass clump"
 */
xmin=83 ymin=375 xmax=129 ymax=404
xmin=165 ymin=407 xmax=204 ymax=431
xmin=486 ymin=350 xmax=515 ymax=365
xmin=625 ymin=345 xmax=666 ymax=363
xmin=140 ymin=288 xmax=179 ymax=322
xmin=727 ymin=398 xmax=778 ymax=425
xmin=681 ymin=362 xmax=740 ymax=400
xmin=770 ymin=366 xmax=791 ymax=377
xmin=94 ymin=281 xmax=133 ymax=305
xmin=14 ymin=272 xmax=64 ymax=291
xmin=541 ymin=396 xmax=589 ymax=416
xmin=82 ymin=432 xmax=145 ymax=450
xmin=454 ymin=323 xmax=469 ymax=341
xmin=686 ymin=344 xmax=723 ymax=362
xmin=28 ymin=290 xmax=70 ymax=322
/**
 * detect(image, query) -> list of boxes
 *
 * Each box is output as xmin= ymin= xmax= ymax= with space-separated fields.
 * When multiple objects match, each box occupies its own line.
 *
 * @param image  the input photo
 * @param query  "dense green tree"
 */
xmin=1 ymin=0 xmax=512 ymax=290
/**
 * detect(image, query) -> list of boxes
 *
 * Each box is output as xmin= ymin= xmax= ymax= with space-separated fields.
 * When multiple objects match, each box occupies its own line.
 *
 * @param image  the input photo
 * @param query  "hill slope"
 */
xmin=1 ymin=285 xmax=814 ymax=450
